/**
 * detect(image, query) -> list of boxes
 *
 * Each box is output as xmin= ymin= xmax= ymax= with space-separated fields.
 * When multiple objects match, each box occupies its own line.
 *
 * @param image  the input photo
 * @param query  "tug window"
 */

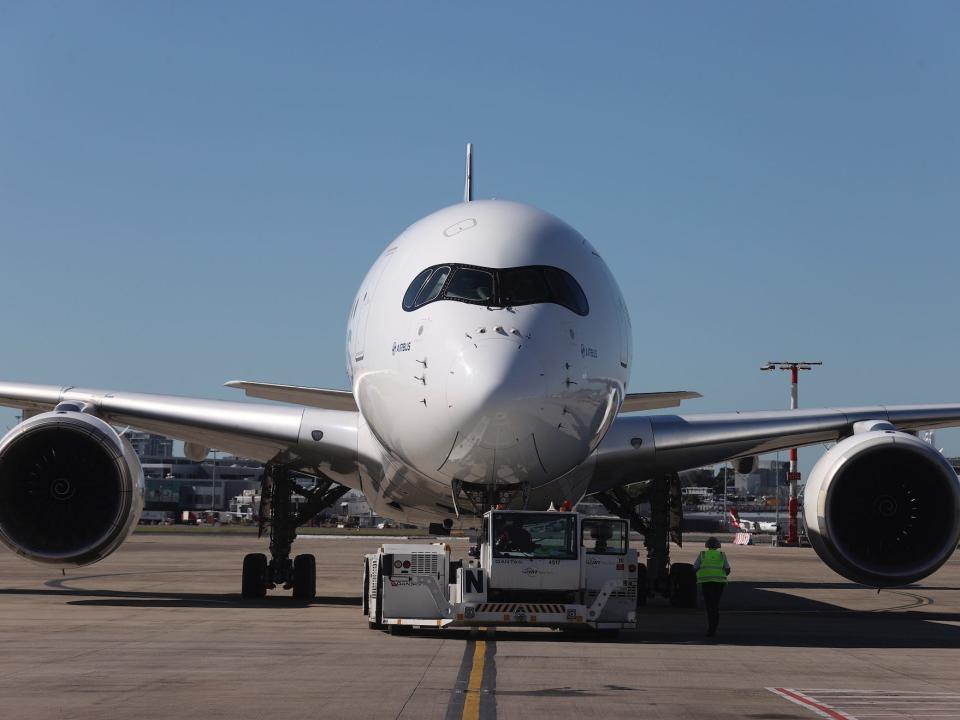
xmin=492 ymin=512 xmax=578 ymax=559
xmin=581 ymin=518 xmax=627 ymax=555
xmin=402 ymin=264 xmax=588 ymax=315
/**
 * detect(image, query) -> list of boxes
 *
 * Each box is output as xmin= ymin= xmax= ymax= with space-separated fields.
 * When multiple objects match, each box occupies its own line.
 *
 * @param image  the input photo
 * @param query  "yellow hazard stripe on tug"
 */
xmin=475 ymin=602 xmax=564 ymax=615
xmin=462 ymin=634 xmax=486 ymax=720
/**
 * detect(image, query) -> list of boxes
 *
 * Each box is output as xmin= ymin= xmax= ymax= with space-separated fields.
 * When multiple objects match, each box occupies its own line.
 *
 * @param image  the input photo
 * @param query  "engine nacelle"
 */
xmin=733 ymin=455 xmax=759 ymax=475
xmin=0 ymin=410 xmax=143 ymax=566
xmin=804 ymin=428 xmax=960 ymax=587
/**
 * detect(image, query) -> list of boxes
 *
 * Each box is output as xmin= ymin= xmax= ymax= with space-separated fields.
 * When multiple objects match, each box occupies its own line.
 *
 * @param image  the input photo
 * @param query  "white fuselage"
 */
xmin=345 ymin=200 xmax=631 ymax=527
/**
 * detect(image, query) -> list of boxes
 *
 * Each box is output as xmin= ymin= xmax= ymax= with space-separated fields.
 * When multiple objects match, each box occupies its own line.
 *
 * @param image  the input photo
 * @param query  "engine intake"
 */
xmin=804 ymin=429 xmax=960 ymax=586
xmin=0 ymin=411 xmax=143 ymax=566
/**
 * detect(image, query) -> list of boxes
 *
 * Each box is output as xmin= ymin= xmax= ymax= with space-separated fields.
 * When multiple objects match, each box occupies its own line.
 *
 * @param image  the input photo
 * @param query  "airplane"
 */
xmin=0 ymin=145 xmax=958 ymax=601
xmin=728 ymin=507 xmax=777 ymax=534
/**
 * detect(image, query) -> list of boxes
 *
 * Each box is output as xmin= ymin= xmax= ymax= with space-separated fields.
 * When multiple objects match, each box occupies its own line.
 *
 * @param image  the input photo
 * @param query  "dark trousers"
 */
xmin=701 ymin=582 xmax=725 ymax=635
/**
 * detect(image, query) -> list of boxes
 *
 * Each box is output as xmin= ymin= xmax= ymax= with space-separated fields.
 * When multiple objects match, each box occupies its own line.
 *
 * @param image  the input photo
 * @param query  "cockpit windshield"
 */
xmin=444 ymin=267 xmax=494 ymax=302
xmin=402 ymin=264 xmax=588 ymax=315
xmin=500 ymin=267 xmax=550 ymax=305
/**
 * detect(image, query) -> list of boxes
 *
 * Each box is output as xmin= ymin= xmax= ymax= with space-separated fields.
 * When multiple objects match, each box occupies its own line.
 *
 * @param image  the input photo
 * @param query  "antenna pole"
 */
xmin=463 ymin=143 xmax=473 ymax=202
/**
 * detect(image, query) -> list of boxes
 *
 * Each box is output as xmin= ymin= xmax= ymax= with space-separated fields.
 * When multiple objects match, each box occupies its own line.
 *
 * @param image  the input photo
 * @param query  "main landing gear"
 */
xmin=594 ymin=473 xmax=697 ymax=609
xmin=241 ymin=463 xmax=349 ymax=601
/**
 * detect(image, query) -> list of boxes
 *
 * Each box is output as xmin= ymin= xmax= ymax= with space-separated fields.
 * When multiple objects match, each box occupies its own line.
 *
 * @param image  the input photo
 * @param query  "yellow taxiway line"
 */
xmin=462 ymin=634 xmax=487 ymax=720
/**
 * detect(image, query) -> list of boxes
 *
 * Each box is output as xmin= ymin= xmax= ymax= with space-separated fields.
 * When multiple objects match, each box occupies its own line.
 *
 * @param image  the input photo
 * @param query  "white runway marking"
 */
xmin=769 ymin=688 xmax=960 ymax=719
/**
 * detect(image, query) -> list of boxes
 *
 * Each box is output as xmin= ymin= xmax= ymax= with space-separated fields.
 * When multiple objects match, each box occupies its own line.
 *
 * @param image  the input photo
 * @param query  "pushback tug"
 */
xmin=362 ymin=508 xmax=695 ymax=634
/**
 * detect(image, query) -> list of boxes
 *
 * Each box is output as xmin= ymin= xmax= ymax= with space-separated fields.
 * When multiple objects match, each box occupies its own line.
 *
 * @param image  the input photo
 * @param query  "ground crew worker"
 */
xmin=693 ymin=536 xmax=730 ymax=637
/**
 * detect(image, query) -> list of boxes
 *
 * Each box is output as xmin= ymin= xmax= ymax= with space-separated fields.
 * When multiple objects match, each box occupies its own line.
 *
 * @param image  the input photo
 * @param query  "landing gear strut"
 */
xmin=241 ymin=463 xmax=348 ymax=600
xmin=593 ymin=473 xmax=696 ymax=608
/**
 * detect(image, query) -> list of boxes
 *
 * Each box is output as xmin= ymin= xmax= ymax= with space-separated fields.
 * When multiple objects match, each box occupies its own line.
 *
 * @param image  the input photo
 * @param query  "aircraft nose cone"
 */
xmin=438 ymin=337 xmax=552 ymax=485
xmin=447 ymin=339 xmax=547 ymax=444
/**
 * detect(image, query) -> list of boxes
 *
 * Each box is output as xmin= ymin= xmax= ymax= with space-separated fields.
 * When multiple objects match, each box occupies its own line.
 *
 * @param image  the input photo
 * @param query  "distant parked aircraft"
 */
xmin=728 ymin=507 xmax=777 ymax=534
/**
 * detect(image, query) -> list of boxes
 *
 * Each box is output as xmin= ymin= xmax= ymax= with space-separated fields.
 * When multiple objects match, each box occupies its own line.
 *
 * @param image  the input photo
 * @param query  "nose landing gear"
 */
xmin=240 ymin=463 xmax=348 ymax=600
xmin=593 ymin=473 xmax=696 ymax=608
xmin=451 ymin=478 xmax=531 ymax=516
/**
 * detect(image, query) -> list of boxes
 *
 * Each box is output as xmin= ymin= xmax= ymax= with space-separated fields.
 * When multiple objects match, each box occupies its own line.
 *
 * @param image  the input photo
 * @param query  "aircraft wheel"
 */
xmin=292 ymin=553 xmax=316 ymax=601
xmin=241 ymin=552 xmax=268 ymax=599
xmin=669 ymin=562 xmax=697 ymax=608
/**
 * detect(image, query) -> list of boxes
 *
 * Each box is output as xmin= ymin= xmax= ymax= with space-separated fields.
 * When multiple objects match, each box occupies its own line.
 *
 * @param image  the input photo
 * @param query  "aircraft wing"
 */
xmin=591 ymin=403 xmax=960 ymax=492
xmin=0 ymin=381 xmax=360 ymax=477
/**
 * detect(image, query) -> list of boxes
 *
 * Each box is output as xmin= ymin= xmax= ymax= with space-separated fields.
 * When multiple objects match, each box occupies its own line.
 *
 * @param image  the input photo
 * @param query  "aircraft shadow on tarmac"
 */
xmin=617 ymin=580 xmax=960 ymax=649
xmin=0 ymin=579 xmax=958 ymax=648
xmin=399 ymin=581 xmax=960 ymax=648
xmin=0 ymin=585 xmax=361 ymax=609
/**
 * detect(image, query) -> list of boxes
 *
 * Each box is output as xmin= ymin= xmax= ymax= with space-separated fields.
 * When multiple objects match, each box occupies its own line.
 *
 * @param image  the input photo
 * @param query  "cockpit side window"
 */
xmin=401 ymin=264 xmax=588 ymax=315
xmin=444 ymin=267 xmax=495 ymax=303
xmin=544 ymin=267 xmax=589 ymax=316
xmin=415 ymin=265 xmax=450 ymax=306
xmin=402 ymin=268 xmax=433 ymax=311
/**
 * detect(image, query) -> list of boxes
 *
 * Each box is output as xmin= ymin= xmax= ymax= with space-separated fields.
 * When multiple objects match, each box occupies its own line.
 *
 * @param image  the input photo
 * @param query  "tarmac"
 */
xmin=0 ymin=534 xmax=958 ymax=720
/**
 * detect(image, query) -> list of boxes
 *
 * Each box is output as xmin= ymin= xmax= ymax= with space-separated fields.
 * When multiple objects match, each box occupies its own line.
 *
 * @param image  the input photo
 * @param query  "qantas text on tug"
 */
xmin=1 ymin=147 xmax=959 ymax=599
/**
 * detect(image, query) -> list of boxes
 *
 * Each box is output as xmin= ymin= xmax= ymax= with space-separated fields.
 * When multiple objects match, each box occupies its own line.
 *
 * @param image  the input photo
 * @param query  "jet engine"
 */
xmin=0 ymin=409 xmax=143 ymax=566
xmin=804 ymin=425 xmax=960 ymax=586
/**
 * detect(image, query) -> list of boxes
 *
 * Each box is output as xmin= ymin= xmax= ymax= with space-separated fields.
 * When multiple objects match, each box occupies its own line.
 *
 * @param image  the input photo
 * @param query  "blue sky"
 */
xmin=2 ymin=2 xmax=959 ymax=473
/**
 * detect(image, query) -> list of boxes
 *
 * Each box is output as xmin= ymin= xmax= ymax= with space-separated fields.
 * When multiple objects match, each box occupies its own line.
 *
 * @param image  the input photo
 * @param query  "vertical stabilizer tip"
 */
xmin=464 ymin=143 xmax=473 ymax=203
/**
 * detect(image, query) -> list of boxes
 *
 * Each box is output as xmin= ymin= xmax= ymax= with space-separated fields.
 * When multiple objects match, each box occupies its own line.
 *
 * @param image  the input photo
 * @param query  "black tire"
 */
xmin=635 ymin=563 xmax=647 ymax=607
xmin=242 ymin=553 xmax=268 ymax=599
xmin=669 ymin=562 xmax=697 ymax=608
xmin=292 ymin=553 xmax=316 ymax=601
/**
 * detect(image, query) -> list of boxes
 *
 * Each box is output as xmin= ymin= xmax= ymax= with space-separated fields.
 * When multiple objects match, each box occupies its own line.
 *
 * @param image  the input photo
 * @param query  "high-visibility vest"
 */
xmin=696 ymin=549 xmax=728 ymax=584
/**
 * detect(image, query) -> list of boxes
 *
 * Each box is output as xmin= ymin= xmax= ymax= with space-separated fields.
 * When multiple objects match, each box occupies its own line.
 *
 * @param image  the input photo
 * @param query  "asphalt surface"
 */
xmin=0 ymin=534 xmax=958 ymax=719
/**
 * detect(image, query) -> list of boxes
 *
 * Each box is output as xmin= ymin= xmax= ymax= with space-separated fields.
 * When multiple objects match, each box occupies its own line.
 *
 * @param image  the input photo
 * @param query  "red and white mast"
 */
xmin=761 ymin=360 xmax=822 ymax=546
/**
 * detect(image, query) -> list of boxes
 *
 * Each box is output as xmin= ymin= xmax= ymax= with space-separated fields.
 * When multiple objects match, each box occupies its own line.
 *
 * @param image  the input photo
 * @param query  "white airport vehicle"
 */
xmin=363 ymin=510 xmax=655 ymax=633
xmin=0 ymin=146 xmax=958 ymax=599
xmin=139 ymin=510 xmax=173 ymax=525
